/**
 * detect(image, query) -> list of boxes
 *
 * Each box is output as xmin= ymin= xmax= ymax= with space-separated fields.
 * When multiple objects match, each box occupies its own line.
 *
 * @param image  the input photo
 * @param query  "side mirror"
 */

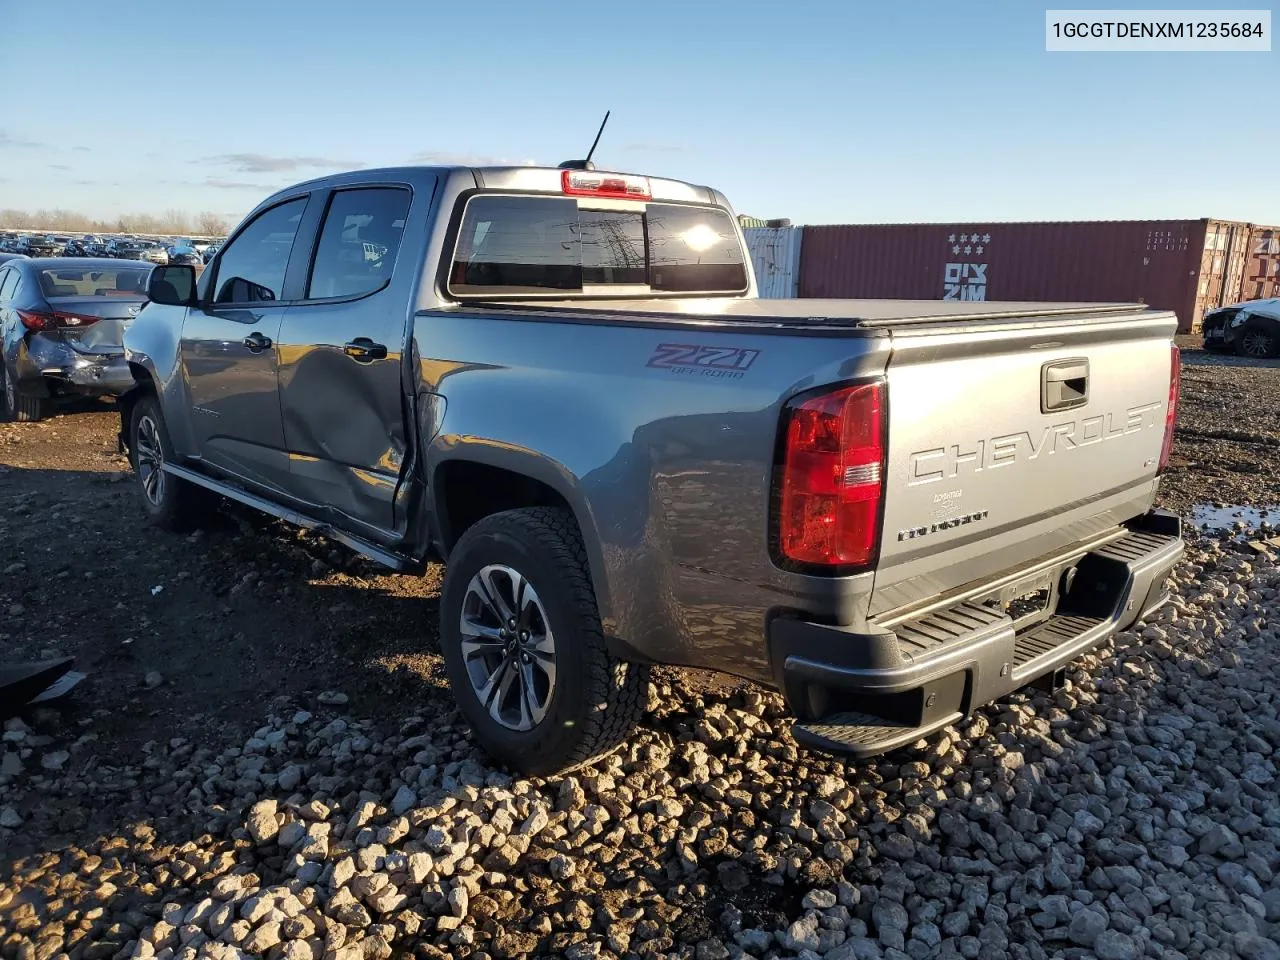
xmin=147 ymin=264 xmax=197 ymax=306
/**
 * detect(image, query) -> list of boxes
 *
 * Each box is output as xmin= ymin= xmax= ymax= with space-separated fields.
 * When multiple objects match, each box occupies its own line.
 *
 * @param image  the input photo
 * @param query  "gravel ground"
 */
xmin=1 ymin=344 xmax=1277 ymax=960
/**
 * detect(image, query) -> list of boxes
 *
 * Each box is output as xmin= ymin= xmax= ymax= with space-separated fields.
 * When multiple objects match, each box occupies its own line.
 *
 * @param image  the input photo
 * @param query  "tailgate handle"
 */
xmin=1041 ymin=358 xmax=1089 ymax=413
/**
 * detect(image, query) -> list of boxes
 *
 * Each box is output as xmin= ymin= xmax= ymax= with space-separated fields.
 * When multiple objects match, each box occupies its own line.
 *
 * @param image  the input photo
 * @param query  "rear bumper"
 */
xmin=17 ymin=336 xmax=132 ymax=397
xmin=770 ymin=510 xmax=1183 ymax=757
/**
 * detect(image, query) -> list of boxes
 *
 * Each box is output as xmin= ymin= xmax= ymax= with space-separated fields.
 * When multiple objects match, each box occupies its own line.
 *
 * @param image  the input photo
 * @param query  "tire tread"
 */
xmin=443 ymin=506 xmax=649 ymax=774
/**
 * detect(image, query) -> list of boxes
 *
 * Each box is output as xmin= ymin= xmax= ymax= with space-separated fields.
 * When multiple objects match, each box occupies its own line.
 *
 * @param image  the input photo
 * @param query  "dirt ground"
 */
xmin=0 ymin=338 xmax=1276 ymax=864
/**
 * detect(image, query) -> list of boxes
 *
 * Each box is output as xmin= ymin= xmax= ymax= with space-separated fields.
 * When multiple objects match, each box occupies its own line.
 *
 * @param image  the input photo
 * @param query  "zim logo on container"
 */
xmin=943 ymin=232 xmax=991 ymax=301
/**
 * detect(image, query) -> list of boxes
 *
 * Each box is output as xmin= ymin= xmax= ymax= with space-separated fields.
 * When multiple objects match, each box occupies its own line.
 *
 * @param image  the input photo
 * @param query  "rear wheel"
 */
xmin=1236 ymin=320 xmax=1280 ymax=359
xmin=0 ymin=364 xmax=48 ymax=423
xmin=439 ymin=507 xmax=650 ymax=776
xmin=129 ymin=395 xmax=210 ymax=531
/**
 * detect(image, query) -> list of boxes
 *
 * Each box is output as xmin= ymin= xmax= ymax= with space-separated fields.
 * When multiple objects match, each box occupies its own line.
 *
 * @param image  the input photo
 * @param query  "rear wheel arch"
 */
xmin=431 ymin=455 xmax=614 ymax=620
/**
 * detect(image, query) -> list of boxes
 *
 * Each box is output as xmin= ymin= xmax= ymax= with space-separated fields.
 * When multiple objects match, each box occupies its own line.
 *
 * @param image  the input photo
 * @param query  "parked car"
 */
xmin=201 ymin=241 xmax=222 ymax=264
xmin=120 ymin=163 xmax=1184 ymax=774
xmin=1 ymin=257 xmax=152 ymax=421
xmin=1202 ymin=297 xmax=1280 ymax=358
xmin=23 ymin=236 xmax=58 ymax=257
xmin=109 ymin=240 xmax=150 ymax=261
xmin=136 ymin=241 xmax=168 ymax=266
xmin=63 ymin=235 xmax=99 ymax=257
xmin=166 ymin=243 xmax=202 ymax=267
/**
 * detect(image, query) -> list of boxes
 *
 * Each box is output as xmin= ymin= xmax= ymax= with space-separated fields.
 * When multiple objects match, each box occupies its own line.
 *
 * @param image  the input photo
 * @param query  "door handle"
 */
xmin=243 ymin=331 xmax=273 ymax=352
xmin=1041 ymin=358 xmax=1089 ymax=413
xmin=343 ymin=338 xmax=388 ymax=363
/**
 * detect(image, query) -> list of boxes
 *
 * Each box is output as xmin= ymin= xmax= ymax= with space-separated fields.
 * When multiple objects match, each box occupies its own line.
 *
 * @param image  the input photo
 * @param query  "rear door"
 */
xmin=180 ymin=195 xmax=310 ymax=493
xmin=273 ymin=182 xmax=422 ymax=537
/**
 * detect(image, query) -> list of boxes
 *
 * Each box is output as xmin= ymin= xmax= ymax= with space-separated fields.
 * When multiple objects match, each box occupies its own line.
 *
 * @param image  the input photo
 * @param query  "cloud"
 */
xmin=0 ymin=130 xmax=45 ymax=149
xmin=49 ymin=163 xmax=72 ymax=172
xmin=71 ymin=146 xmax=92 ymax=153
xmin=207 ymin=153 xmax=360 ymax=173
xmin=205 ymin=178 xmax=281 ymax=191
xmin=408 ymin=151 xmax=536 ymax=167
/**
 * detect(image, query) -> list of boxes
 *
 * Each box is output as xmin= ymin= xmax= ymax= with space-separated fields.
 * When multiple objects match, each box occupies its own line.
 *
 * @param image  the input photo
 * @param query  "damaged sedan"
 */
xmin=0 ymin=258 xmax=151 ymax=421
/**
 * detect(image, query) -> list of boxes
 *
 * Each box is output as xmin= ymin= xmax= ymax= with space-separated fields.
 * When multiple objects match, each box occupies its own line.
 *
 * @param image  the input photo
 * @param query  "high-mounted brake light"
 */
xmin=776 ymin=382 xmax=886 ymax=569
xmin=561 ymin=169 xmax=651 ymax=200
xmin=1158 ymin=344 xmax=1180 ymax=474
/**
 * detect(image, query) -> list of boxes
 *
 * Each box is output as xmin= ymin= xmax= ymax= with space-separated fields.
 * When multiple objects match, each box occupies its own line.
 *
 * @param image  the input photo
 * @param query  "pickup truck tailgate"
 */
xmin=870 ymin=306 xmax=1178 ymax=616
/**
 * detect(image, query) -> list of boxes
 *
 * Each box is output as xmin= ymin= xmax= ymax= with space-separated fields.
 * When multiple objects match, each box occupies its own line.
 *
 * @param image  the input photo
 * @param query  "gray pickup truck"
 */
xmin=120 ymin=163 xmax=1184 ymax=774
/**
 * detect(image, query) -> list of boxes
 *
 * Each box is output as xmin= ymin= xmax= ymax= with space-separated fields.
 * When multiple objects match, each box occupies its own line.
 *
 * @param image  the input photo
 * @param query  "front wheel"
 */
xmin=1 ymin=365 xmax=48 ymax=422
xmin=1236 ymin=320 xmax=1280 ymax=359
xmin=129 ymin=395 xmax=210 ymax=530
xmin=439 ymin=507 xmax=650 ymax=776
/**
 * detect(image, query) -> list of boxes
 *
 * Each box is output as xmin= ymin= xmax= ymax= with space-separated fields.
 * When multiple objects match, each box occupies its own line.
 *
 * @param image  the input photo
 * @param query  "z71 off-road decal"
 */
xmin=647 ymin=344 xmax=760 ymax=380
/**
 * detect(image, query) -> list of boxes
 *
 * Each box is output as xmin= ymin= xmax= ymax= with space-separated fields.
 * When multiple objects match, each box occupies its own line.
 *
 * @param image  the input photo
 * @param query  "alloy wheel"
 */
xmin=459 ymin=564 xmax=557 ymax=732
xmin=135 ymin=414 xmax=166 ymax=506
xmin=1240 ymin=330 xmax=1275 ymax=358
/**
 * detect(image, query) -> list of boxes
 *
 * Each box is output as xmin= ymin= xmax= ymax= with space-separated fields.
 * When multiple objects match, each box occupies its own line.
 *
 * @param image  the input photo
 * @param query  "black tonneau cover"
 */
xmin=444 ymin=297 xmax=1155 ymax=333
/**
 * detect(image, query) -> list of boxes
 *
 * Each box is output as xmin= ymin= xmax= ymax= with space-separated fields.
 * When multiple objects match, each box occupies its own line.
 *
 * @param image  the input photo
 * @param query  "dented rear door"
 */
xmin=274 ymin=184 xmax=421 ymax=537
xmin=870 ymin=307 xmax=1178 ymax=617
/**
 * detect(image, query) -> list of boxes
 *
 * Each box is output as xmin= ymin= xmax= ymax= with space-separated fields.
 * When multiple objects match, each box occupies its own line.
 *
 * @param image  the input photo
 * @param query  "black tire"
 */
xmin=1 ymin=364 xmax=48 ymax=422
xmin=439 ymin=507 xmax=650 ymax=776
xmin=1235 ymin=320 xmax=1280 ymax=359
xmin=128 ymin=395 xmax=210 ymax=531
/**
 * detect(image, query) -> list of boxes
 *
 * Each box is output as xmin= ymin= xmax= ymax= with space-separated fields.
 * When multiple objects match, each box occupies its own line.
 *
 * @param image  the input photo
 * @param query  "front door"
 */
xmin=180 ymin=195 xmax=310 ymax=493
xmin=273 ymin=183 xmax=421 ymax=537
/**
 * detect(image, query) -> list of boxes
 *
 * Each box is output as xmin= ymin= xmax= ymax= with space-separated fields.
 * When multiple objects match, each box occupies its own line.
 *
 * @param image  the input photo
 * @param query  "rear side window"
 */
xmin=448 ymin=195 xmax=747 ymax=297
xmin=213 ymin=197 xmax=307 ymax=304
xmin=0 ymin=269 xmax=16 ymax=301
xmin=307 ymin=187 xmax=411 ymax=299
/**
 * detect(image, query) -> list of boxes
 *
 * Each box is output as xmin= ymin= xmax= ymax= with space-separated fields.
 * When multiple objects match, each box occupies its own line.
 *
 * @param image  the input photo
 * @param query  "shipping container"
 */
xmin=1241 ymin=224 xmax=1280 ymax=302
xmin=798 ymin=218 xmax=1276 ymax=333
xmin=744 ymin=226 xmax=803 ymax=299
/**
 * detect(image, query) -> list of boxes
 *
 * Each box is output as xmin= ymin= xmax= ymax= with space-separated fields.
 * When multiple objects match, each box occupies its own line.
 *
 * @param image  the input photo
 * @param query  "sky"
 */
xmin=0 ymin=0 xmax=1275 ymax=227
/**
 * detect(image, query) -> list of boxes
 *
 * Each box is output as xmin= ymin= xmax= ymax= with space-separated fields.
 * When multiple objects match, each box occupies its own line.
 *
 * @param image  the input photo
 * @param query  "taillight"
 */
xmin=776 ymin=381 xmax=886 ymax=569
xmin=1158 ymin=344 xmax=1180 ymax=473
xmin=561 ymin=169 xmax=651 ymax=200
xmin=15 ymin=309 xmax=101 ymax=331
xmin=16 ymin=309 xmax=55 ymax=331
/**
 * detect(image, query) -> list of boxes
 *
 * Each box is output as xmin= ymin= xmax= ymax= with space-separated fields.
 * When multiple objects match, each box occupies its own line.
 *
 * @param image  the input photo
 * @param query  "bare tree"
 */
xmin=196 ymin=211 xmax=230 ymax=236
xmin=1 ymin=207 xmax=235 ymax=236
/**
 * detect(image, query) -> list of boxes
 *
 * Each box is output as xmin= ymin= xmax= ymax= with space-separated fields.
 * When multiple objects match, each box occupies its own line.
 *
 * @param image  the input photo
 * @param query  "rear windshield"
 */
xmin=40 ymin=267 xmax=151 ymax=298
xmin=449 ymin=195 xmax=748 ymax=297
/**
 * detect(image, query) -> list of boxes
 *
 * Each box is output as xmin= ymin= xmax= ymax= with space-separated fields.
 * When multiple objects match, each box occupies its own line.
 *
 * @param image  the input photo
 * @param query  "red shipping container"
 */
xmin=1241 ymin=225 xmax=1280 ymax=302
xmin=798 ymin=219 xmax=1270 ymax=334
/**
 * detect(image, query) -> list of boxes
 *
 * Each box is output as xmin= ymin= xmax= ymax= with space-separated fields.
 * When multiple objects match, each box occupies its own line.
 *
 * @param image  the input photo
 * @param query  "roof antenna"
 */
xmin=558 ymin=110 xmax=610 ymax=171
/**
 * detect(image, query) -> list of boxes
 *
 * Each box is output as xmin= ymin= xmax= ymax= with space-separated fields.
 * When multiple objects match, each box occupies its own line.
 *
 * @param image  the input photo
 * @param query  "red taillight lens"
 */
xmin=16 ymin=309 xmax=55 ymax=331
xmin=15 ymin=309 xmax=99 ymax=331
xmin=1158 ymin=344 xmax=1180 ymax=473
xmin=777 ymin=382 xmax=886 ymax=568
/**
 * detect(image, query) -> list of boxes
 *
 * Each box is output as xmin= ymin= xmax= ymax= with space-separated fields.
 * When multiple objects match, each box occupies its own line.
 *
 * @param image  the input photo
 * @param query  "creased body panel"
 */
xmin=872 ymin=308 xmax=1177 ymax=616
